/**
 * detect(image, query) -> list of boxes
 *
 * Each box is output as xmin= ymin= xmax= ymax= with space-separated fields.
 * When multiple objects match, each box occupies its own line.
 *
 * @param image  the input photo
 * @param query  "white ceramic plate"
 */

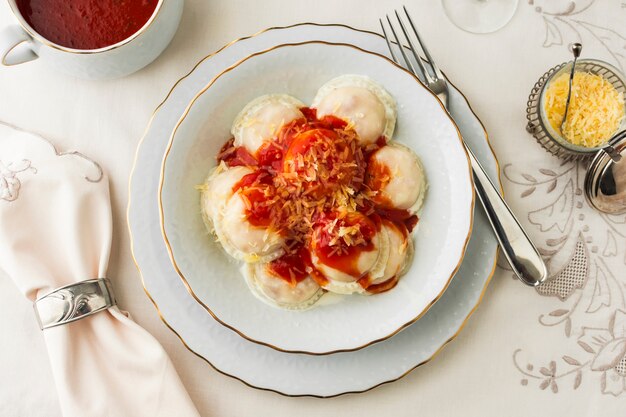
xmin=159 ymin=41 xmax=474 ymax=354
xmin=128 ymin=23 xmax=499 ymax=396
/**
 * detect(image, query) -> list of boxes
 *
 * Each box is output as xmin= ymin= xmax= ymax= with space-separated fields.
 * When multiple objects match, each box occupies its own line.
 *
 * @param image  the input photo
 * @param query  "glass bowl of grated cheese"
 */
xmin=527 ymin=59 xmax=626 ymax=161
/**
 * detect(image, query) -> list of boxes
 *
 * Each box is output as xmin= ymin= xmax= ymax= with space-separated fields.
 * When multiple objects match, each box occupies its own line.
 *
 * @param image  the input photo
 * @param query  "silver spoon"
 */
xmin=560 ymin=43 xmax=583 ymax=135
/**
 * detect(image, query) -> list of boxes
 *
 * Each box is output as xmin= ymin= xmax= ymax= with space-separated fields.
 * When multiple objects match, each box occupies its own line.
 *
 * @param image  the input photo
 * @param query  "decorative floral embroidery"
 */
xmin=504 ymin=160 xmax=626 ymax=395
xmin=529 ymin=0 xmax=626 ymax=72
xmin=0 ymin=160 xmax=36 ymax=202
xmin=506 ymin=2 xmax=626 ymax=395
xmin=0 ymin=120 xmax=103 ymax=184
xmin=513 ymin=310 xmax=626 ymax=396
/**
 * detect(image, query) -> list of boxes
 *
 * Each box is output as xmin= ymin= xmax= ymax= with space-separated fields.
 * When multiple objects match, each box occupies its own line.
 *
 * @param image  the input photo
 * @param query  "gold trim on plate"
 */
xmin=127 ymin=22 xmax=501 ymax=397
xmin=158 ymin=40 xmax=476 ymax=355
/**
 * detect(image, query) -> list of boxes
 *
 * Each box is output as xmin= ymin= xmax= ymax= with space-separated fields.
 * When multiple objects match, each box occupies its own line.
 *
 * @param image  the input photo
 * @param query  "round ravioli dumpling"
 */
xmin=201 ymin=164 xmax=254 ymax=223
xmin=312 ymin=75 xmax=396 ymax=145
xmin=309 ymin=212 xmax=389 ymax=295
xmin=368 ymin=220 xmax=413 ymax=288
xmin=231 ymin=94 xmax=305 ymax=155
xmin=243 ymin=262 xmax=323 ymax=310
xmin=366 ymin=142 xmax=427 ymax=213
xmin=214 ymin=190 xmax=284 ymax=263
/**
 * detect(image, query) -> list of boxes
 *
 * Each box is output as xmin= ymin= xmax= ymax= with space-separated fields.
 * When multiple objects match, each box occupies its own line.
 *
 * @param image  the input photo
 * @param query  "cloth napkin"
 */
xmin=0 ymin=122 xmax=200 ymax=417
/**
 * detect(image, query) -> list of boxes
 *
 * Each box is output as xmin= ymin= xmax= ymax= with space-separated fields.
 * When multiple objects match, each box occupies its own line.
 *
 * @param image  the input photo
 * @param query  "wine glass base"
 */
xmin=442 ymin=0 xmax=519 ymax=34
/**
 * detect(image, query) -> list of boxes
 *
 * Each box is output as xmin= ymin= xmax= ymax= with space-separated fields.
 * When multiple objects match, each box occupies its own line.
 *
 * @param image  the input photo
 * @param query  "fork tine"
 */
xmin=379 ymin=19 xmax=399 ymax=63
xmin=384 ymin=15 xmax=420 ymax=79
xmin=393 ymin=10 xmax=433 ymax=84
xmin=403 ymin=5 xmax=445 ymax=81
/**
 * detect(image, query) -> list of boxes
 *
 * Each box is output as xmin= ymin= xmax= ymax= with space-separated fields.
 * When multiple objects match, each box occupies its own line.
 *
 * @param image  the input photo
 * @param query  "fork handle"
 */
xmin=464 ymin=145 xmax=548 ymax=286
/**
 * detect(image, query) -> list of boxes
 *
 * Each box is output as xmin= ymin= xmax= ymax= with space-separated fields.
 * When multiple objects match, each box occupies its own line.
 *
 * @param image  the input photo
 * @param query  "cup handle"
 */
xmin=1 ymin=25 xmax=38 ymax=66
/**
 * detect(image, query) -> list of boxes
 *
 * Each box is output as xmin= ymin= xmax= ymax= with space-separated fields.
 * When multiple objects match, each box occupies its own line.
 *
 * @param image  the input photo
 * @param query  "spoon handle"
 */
xmin=560 ymin=43 xmax=583 ymax=133
xmin=465 ymin=145 xmax=548 ymax=286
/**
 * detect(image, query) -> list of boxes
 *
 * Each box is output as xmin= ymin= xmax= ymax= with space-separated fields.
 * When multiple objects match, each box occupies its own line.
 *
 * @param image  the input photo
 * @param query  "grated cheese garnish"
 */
xmin=545 ymin=71 xmax=625 ymax=148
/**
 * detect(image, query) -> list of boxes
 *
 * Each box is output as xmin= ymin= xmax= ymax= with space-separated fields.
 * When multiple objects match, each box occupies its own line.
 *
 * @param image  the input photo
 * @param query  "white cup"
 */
xmin=0 ymin=0 xmax=183 ymax=79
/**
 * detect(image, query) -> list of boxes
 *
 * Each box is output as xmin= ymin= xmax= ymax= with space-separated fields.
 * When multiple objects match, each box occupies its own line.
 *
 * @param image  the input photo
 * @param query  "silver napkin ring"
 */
xmin=33 ymin=278 xmax=116 ymax=330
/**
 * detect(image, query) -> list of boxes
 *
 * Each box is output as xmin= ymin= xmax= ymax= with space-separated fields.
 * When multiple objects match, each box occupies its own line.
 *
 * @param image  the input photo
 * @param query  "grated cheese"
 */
xmin=545 ymin=71 xmax=625 ymax=148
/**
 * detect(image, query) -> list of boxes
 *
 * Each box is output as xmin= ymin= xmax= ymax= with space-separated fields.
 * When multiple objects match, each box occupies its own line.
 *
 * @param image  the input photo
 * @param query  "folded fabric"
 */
xmin=0 ymin=122 xmax=200 ymax=417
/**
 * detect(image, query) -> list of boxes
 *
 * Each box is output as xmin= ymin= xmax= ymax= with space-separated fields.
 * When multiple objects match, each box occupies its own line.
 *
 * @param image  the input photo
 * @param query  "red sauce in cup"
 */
xmin=15 ymin=0 xmax=159 ymax=50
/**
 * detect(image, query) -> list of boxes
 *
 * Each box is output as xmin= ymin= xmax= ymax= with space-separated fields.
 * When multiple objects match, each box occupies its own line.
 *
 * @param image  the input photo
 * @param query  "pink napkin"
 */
xmin=0 ymin=122 xmax=199 ymax=417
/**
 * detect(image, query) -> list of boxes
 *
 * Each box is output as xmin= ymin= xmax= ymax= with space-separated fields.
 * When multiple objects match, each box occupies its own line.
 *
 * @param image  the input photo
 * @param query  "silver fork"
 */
xmin=381 ymin=7 xmax=548 ymax=287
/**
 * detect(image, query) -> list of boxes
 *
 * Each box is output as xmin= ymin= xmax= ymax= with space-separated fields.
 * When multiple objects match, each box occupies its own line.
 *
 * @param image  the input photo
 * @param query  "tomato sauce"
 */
xmin=267 ymin=244 xmax=329 ymax=287
xmin=268 ymin=246 xmax=309 ymax=286
xmin=374 ymin=207 xmax=419 ymax=233
xmin=256 ymin=141 xmax=283 ymax=172
xmin=365 ymin=156 xmax=392 ymax=194
xmin=311 ymin=213 xmax=377 ymax=278
xmin=231 ymin=170 xmax=274 ymax=228
xmin=217 ymin=107 xmax=418 ymax=294
xmin=361 ymin=276 xmax=399 ymax=294
xmin=16 ymin=0 xmax=159 ymax=50
xmin=218 ymin=138 xmax=258 ymax=167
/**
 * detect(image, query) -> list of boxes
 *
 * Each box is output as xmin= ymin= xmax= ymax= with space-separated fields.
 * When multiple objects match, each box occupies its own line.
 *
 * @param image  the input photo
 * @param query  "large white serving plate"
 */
xmin=159 ymin=41 xmax=474 ymax=354
xmin=128 ymin=23 xmax=499 ymax=396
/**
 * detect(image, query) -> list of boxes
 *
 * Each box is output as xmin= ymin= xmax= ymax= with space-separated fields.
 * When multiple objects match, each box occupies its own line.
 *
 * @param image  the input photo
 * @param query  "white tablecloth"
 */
xmin=1 ymin=1 xmax=625 ymax=416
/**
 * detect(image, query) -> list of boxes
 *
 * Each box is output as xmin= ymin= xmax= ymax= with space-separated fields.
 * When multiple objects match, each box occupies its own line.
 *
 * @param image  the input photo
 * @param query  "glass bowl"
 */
xmin=526 ymin=59 xmax=626 ymax=161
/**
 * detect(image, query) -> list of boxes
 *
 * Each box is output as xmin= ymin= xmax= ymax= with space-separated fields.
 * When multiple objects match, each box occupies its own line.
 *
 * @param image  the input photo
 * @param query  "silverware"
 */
xmin=560 ymin=43 xmax=583 ymax=135
xmin=380 ymin=6 xmax=548 ymax=287
xmin=585 ymin=130 xmax=626 ymax=214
